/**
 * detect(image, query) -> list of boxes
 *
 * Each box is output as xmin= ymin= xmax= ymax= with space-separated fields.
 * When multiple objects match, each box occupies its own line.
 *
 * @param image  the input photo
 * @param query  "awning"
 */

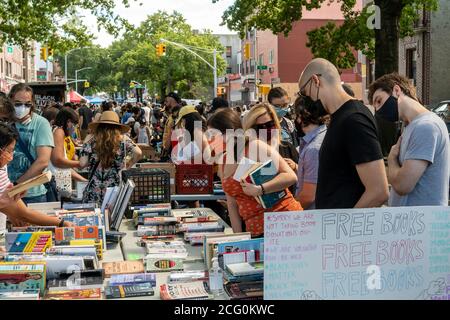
xmin=68 ymin=90 xmax=89 ymax=103
xmin=90 ymin=97 xmax=105 ymax=104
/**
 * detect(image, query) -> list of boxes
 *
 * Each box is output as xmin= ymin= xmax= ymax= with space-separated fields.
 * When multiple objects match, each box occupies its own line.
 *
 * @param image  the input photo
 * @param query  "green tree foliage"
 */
xmin=59 ymin=11 xmax=226 ymax=100
xmin=0 ymin=0 xmax=141 ymax=51
xmin=215 ymin=0 xmax=438 ymax=78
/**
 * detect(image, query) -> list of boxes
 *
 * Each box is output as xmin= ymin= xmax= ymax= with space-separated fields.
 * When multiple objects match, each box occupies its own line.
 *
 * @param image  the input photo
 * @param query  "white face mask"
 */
xmin=14 ymin=104 xmax=31 ymax=120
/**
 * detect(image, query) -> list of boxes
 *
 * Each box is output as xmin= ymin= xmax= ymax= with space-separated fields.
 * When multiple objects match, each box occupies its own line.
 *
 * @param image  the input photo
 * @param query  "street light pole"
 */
xmin=213 ymin=49 xmax=217 ymax=98
xmin=160 ymin=38 xmax=219 ymax=99
xmin=75 ymin=67 xmax=92 ymax=93
xmin=65 ymin=47 xmax=90 ymax=89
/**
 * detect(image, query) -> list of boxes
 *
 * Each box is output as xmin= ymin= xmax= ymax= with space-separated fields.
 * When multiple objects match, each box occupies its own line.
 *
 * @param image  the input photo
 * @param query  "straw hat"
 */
xmin=175 ymin=105 xmax=198 ymax=126
xmin=88 ymin=111 xmax=130 ymax=134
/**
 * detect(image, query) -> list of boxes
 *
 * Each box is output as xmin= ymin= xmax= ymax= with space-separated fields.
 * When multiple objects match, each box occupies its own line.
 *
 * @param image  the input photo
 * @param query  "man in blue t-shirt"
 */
xmin=7 ymin=84 xmax=54 ymax=204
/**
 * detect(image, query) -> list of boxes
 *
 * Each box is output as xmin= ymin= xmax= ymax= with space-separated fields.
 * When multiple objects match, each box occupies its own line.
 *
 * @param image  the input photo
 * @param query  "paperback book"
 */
xmin=109 ymin=273 xmax=156 ymax=287
xmin=224 ymin=281 xmax=263 ymax=300
xmin=45 ymin=288 xmax=102 ymax=300
xmin=160 ymin=281 xmax=212 ymax=300
xmin=5 ymin=232 xmax=53 ymax=253
xmin=0 ymin=262 xmax=46 ymax=296
xmin=102 ymin=261 xmax=145 ymax=278
xmin=105 ymin=282 xmax=154 ymax=299
xmin=145 ymin=258 xmax=184 ymax=273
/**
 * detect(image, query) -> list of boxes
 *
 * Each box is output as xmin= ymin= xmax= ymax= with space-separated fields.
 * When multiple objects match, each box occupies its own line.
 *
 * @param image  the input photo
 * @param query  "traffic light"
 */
xmin=216 ymin=87 xmax=226 ymax=96
xmin=84 ymin=81 xmax=90 ymax=88
xmin=48 ymin=48 xmax=54 ymax=57
xmin=244 ymin=43 xmax=251 ymax=60
xmin=40 ymin=47 xmax=48 ymax=61
xmin=156 ymin=44 xmax=166 ymax=57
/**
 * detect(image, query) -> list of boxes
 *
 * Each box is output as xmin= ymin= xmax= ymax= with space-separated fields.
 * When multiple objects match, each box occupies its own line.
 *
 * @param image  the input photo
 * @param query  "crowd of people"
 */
xmin=0 ymin=57 xmax=449 ymax=239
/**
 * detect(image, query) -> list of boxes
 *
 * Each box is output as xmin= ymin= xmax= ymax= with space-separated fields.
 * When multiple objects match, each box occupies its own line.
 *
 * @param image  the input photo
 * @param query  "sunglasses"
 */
xmin=297 ymin=74 xmax=322 ymax=98
xmin=254 ymin=120 xmax=276 ymax=131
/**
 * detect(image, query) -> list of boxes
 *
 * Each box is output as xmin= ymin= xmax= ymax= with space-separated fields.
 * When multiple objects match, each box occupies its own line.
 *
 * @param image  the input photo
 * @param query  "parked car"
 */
xmin=431 ymin=100 xmax=450 ymax=119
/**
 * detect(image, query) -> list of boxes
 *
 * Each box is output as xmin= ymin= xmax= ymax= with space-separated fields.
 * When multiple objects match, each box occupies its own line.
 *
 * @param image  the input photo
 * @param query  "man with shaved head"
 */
xmin=298 ymin=58 xmax=389 ymax=209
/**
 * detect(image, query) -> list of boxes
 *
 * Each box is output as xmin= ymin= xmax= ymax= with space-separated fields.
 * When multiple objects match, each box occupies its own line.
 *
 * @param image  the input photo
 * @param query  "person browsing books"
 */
xmin=7 ymin=83 xmax=55 ymax=204
xmin=0 ymin=122 xmax=73 ymax=234
xmin=79 ymin=111 xmax=142 ymax=205
xmin=49 ymin=107 xmax=88 ymax=199
xmin=207 ymin=108 xmax=302 ymax=238
xmin=369 ymin=73 xmax=450 ymax=206
xmin=298 ymin=58 xmax=389 ymax=209
xmin=292 ymin=95 xmax=328 ymax=209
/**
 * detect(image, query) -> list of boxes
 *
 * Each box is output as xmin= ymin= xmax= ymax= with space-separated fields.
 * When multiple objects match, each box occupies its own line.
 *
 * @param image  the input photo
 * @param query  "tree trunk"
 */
xmin=374 ymin=0 xmax=404 ymax=79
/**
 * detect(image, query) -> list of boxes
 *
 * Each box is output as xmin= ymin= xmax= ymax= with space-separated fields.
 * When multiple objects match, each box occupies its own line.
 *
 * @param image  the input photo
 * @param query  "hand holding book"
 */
xmin=240 ymin=180 xmax=263 ymax=197
xmin=0 ymin=183 xmax=26 ymax=209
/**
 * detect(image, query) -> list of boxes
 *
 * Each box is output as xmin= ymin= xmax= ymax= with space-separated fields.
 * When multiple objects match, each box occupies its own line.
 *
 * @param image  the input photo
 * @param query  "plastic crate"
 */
xmin=121 ymin=168 xmax=171 ymax=205
xmin=175 ymin=164 xmax=214 ymax=194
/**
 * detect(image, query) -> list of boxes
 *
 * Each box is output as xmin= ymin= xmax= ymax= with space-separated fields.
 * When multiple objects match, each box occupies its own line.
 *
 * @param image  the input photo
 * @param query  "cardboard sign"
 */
xmin=264 ymin=207 xmax=450 ymax=300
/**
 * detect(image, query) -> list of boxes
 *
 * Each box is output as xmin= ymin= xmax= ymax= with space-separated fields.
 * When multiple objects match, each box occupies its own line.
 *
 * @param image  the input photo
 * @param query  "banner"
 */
xmin=264 ymin=207 xmax=450 ymax=300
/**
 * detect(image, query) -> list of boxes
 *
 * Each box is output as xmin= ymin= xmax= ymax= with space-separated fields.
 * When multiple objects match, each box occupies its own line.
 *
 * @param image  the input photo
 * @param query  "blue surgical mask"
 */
xmin=274 ymin=106 xmax=289 ymax=118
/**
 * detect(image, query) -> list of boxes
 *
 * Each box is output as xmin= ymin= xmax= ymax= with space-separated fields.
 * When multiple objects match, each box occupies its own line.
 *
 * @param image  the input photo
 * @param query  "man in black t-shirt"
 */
xmin=298 ymin=58 xmax=389 ymax=209
xmin=78 ymin=100 xmax=93 ymax=141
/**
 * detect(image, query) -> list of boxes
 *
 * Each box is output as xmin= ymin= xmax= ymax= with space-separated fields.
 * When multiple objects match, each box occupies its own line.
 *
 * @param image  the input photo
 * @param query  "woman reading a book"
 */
xmin=207 ymin=107 xmax=302 ymax=238
xmin=79 ymin=111 xmax=142 ymax=205
xmin=0 ymin=122 xmax=73 ymax=237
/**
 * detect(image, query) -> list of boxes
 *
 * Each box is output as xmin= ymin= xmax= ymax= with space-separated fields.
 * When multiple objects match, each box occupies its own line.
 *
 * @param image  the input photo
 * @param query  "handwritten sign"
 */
xmin=264 ymin=207 xmax=450 ymax=300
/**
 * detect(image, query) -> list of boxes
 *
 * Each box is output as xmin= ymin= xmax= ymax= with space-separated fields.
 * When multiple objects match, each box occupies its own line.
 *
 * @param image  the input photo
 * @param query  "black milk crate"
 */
xmin=121 ymin=168 xmax=171 ymax=206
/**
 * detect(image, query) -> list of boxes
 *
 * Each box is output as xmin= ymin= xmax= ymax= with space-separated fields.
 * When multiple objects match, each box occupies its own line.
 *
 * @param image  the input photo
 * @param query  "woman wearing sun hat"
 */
xmin=79 ymin=111 xmax=142 ymax=204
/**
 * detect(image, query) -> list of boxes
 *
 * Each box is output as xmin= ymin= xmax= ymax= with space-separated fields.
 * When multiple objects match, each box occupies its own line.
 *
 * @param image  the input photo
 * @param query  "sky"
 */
xmin=83 ymin=0 xmax=237 ymax=47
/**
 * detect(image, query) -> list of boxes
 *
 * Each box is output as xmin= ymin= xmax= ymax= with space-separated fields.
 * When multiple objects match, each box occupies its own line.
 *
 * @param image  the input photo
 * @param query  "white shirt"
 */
xmin=142 ymin=106 xmax=151 ymax=124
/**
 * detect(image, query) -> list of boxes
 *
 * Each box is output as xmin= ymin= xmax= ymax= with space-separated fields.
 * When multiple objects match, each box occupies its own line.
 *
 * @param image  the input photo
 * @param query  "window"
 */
xmin=259 ymin=54 xmax=264 ymax=66
xmin=269 ymin=50 xmax=274 ymax=65
xmin=227 ymin=67 xmax=232 ymax=74
xmin=406 ymin=48 xmax=417 ymax=86
xmin=250 ymin=59 xmax=255 ymax=73
xmin=226 ymin=46 xmax=232 ymax=58
xmin=0 ymin=58 xmax=3 ymax=74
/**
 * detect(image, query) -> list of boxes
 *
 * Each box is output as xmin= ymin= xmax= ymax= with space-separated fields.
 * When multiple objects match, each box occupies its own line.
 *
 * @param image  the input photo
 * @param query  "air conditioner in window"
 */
xmin=269 ymin=67 xmax=274 ymax=73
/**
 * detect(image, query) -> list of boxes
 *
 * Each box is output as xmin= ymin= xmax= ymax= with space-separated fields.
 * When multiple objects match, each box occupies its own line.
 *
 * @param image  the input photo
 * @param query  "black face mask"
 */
xmin=376 ymin=95 xmax=399 ymax=123
xmin=303 ymin=95 xmax=327 ymax=119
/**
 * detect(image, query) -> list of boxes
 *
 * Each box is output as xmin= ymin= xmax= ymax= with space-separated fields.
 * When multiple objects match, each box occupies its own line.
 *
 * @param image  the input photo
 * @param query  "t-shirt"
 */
xmin=0 ymin=166 xmax=10 ymax=234
xmin=296 ymin=125 xmax=327 ymax=209
xmin=389 ymin=112 xmax=450 ymax=206
xmin=316 ymin=100 xmax=383 ymax=209
xmin=78 ymin=106 xmax=93 ymax=130
xmin=7 ymin=114 xmax=55 ymax=198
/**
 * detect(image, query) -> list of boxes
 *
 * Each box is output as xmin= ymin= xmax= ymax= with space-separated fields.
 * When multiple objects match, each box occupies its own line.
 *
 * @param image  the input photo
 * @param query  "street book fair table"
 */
xmin=0 ymin=162 xmax=449 ymax=301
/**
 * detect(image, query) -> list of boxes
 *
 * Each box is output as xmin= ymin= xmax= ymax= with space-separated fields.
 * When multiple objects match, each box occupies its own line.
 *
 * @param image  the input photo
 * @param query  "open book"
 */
xmin=8 ymin=171 xmax=52 ymax=197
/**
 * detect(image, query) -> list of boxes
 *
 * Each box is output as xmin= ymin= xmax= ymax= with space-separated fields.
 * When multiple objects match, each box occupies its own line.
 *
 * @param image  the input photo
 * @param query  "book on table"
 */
xmin=160 ymin=281 xmax=212 ymax=300
xmin=7 ymin=171 xmax=52 ymax=197
xmin=226 ymin=261 xmax=264 ymax=277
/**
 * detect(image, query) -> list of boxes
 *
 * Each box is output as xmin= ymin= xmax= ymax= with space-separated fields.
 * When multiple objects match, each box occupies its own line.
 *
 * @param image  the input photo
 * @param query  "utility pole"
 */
xmin=160 ymin=38 xmax=219 ymax=98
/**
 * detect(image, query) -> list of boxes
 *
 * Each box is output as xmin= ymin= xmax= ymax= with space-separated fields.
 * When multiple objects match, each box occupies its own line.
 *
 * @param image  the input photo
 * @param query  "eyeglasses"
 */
xmin=297 ymin=74 xmax=322 ymax=98
xmin=254 ymin=120 xmax=276 ymax=131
